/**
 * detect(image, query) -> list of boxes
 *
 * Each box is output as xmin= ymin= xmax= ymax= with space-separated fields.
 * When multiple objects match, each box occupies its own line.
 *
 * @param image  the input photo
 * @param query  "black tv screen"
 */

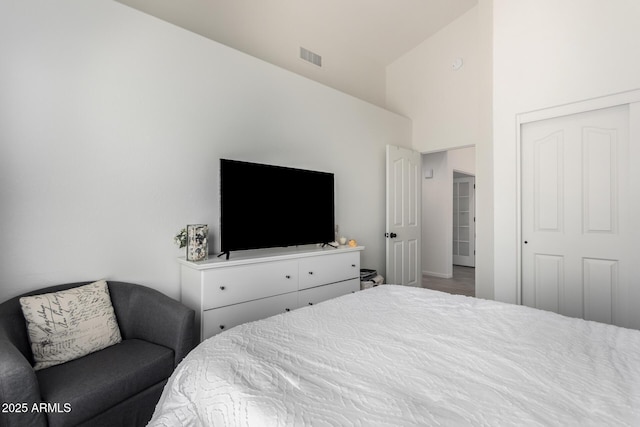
xmin=220 ymin=159 xmax=335 ymax=253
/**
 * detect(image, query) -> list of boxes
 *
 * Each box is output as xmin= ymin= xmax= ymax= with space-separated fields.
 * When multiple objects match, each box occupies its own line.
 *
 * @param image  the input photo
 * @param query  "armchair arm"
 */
xmin=111 ymin=283 xmax=195 ymax=366
xmin=0 ymin=340 xmax=46 ymax=427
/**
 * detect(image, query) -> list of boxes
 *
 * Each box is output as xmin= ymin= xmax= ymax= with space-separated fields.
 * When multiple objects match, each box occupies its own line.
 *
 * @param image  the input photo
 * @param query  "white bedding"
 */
xmin=149 ymin=285 xmax=640 ymax=426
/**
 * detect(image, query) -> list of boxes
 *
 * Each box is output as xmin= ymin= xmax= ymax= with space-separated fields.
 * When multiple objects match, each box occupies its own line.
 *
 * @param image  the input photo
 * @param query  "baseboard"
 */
xmin=422 ymin=270 xmax=452 ymax=279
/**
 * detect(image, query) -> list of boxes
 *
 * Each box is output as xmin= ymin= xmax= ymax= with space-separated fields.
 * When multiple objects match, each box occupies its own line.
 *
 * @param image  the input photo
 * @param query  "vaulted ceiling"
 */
xmin=115 ymin=0 xmax=478 ymax=106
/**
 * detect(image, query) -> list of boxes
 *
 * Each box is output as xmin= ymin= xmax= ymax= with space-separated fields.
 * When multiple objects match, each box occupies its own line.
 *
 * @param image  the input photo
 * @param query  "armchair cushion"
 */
xmin=36 ymin=339 xmax=174 ymax=427
xmin=19 ymin=280 xmax=122 ymax=370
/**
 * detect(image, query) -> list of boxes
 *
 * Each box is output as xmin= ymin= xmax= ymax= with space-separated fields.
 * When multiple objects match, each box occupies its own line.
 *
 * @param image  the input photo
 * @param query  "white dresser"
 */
xmin=179 ymin=246 xmax=363 ymax=341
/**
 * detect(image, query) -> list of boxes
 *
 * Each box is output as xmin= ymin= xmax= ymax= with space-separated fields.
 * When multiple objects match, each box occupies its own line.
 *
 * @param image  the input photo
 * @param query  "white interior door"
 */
xmin=521 ymin=104 xmax=635 ymax=327
xmin=453 ymin=176 xmax=475 ymax=267
xmin=386 ymin=145 xmax=421 ymax=286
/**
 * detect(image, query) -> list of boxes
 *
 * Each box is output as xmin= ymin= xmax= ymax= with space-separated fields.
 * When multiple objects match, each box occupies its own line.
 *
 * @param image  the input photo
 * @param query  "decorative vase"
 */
xmin=186 ymin=224 xmax=208 ymax=261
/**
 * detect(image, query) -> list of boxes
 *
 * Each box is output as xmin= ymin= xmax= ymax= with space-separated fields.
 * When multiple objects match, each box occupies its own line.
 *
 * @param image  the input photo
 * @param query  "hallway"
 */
xmin=421 ymin=266 xmax=475 ymax=297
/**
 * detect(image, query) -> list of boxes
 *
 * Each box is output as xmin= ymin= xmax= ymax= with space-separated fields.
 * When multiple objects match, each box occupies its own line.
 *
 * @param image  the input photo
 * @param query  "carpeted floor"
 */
xmin=421 ymin=265 xmax=475 ymax=297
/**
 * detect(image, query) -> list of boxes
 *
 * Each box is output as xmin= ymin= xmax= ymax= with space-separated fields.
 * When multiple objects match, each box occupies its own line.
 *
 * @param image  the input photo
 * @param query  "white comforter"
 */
xmin=149 ymin=286 xmax=640 ymax=426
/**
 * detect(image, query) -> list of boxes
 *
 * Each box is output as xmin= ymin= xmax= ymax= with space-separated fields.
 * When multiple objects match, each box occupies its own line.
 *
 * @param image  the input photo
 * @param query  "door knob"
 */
xmin=385 ymin=232 xmax=397 ymax=238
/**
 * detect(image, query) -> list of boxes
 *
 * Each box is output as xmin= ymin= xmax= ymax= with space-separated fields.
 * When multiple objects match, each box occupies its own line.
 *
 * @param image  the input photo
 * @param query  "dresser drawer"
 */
xmin=202 ymin=260 xmax=298 ymax=309
xmin=297 ymin=278 xmax=359 ymax=308
xmin=299 ymin=252 xmax=360 ymax=290
xmin=202 ymin=292 xmax=298 ymax=339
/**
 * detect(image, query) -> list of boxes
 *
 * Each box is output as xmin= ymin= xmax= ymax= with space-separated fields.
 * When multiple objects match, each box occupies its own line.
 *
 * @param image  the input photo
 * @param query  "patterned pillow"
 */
xmin=19 ymin=280 xmax=122 ymax=370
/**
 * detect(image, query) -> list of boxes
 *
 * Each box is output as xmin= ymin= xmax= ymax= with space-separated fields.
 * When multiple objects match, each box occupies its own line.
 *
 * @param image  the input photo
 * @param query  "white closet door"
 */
xmin=521 ymin=104 xmax=634 ymax=327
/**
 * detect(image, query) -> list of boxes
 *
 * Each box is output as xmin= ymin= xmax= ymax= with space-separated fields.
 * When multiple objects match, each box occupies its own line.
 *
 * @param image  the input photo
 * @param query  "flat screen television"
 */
xmin=220 ymin=159 xmax=335 ymax=255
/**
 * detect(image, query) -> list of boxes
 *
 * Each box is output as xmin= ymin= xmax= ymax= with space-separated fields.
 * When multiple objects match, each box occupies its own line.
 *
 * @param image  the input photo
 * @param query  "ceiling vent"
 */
xmin=300 ymin=47 xmax=322 ymax=67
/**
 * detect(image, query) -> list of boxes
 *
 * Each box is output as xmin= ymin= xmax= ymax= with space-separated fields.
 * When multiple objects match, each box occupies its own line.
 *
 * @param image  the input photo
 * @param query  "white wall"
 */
xmin=386 ymin=6 xmax=483 ymax=153
xmin=475 ymin=0 xmax=494 ymax=301
xmin=492 ymin=0 xmax=640 ymax=302
xmin=386 ymin=3 xmax=493 ymax=299
xmin=0 ymin=0 xmax=411 ymax=302
xmin=422 ymin=147 xmax=475 ymax=278
xmin=421 ymin=152 xmax=449 ymax=277
xmin=448 ymin=146 xmax=476 ymax=175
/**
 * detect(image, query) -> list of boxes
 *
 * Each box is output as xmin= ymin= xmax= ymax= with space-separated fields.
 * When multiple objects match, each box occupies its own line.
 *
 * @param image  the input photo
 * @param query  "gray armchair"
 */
xmin=0 ymin=281 xmax=195 ymax=427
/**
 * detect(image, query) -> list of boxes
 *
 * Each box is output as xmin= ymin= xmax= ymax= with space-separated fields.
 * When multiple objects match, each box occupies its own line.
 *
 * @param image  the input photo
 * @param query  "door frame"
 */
xmin=516 ymin=89 xmax=640 ymax=305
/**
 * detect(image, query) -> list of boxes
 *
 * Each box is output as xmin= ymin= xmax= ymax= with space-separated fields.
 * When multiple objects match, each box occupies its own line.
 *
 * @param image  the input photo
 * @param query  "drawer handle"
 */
xmin=308 ymin=271 xmax=314 ymax=275
xmin=220 ymin=286 xmax=226 ymax=291
xmin=351 ymin=264 xmax=356 ymax=267
xmin=285 ymin=308 xmax=290 ymax=312
xmin=285 ymin=275 xmax=291 ymax=279
xmin=219 ymin=325 xmax=225 ymax=330
xmin=308 ymin=302 xmax=313 ymax=306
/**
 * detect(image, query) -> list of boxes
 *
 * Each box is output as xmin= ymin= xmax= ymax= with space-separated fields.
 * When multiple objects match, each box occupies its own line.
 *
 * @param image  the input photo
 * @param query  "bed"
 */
xmin=148 ymin=285 xmax=640 ymax=426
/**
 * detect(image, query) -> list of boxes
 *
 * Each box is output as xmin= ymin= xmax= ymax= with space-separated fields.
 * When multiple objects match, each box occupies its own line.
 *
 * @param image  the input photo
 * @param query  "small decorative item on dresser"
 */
xmin=348 ymin=239 xmax=357 ymax=248
xmin=187 ymin=224 xmax=208 ymax=261
xmin=174 ymin=228 xmax=187 ymax=249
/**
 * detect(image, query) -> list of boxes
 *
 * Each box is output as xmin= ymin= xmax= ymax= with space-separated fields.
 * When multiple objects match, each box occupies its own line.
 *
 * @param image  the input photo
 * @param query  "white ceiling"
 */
xmin=115 ymin=0 xmax=478 ymax=105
